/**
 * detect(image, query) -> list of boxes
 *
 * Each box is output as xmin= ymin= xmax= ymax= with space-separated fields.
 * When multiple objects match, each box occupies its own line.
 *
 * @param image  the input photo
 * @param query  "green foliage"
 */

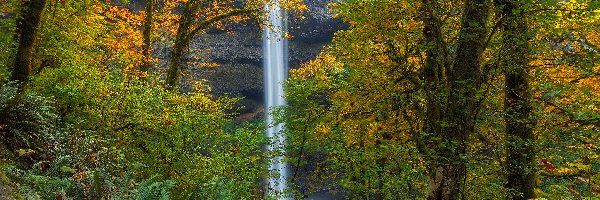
xmin=135 ymin=175 xmax=176 ymax=200
xmin=0 ymin=82 xmax=57 ymax=155
xmin=1 ymin=0 xmax=598 ymax=198
xmin=196 ymin=176 xmax=256 ymax=200
xmin=0 ymin=74 xmax=256 ymax=198
xmin=285 ymin=0 xmax=600 ymax=199
xmin=26 ymin=63 xmax=267 ymax=197
xmin=2 ymin=163 xmax=176 ymax=200
xmin=0 ymin=32 xmax=13 ymax=84
xmin=0 ymin=0 xmax=15 ymax=84
xmin=1 ymin=1 xmax=270 ymax=198
xmin=283 ymin=1 xmax=429 ymax=197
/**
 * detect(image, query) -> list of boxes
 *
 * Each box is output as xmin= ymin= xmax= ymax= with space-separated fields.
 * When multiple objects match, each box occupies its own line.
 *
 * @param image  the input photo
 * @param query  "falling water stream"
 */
xmin=263 ymin=0 xmax=289 ymax=199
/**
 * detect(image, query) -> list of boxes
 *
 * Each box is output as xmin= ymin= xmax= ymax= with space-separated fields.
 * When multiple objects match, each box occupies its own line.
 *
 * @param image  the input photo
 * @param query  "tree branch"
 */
xmin=536 ymin=97 xmax=600 ymax=127
xmin=189 ymin=8 xmax=256 ymax=38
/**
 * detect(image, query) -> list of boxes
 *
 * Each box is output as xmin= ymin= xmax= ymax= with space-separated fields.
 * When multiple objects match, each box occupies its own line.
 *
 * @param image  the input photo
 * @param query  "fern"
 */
xmin=0 ymin=81 xmax=58 ymax=153
xmin=135 ymin=175 xmax=175 ymax=200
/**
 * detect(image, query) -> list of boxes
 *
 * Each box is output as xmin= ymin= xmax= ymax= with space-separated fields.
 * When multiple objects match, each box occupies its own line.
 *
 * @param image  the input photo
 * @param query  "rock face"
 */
xmin=176 ymin=0 xmax=345 ymax=113
xmin=144 ymin=0 xmax=344 ymax=114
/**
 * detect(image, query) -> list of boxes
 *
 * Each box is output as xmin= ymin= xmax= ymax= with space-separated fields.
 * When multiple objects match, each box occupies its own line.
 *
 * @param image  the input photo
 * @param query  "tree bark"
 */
xmin=422 ymin=0 xmax=445 ymax=158
xmin=425 ymin=0 xmax=490 ymax=199
xmin=165 ymin=2 xmax=253 ymax=89
xmin=11 ymin=0 xmax=46 ymax=86
xmin=421 ymin=0 xmax=446 ymax=194
xmin=166 ymin=0 xmax=196 ymax=89
xmin=500 ymin=1 xmax=536 ymax=199
xmin=140 ymin=0 xmax=155 ymax=76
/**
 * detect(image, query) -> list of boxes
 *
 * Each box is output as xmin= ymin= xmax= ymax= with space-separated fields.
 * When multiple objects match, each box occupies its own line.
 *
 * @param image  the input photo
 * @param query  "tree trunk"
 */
xmin=166 ymin=1 xmax=196 ymax=89
xmin=164 ymin=2 xmax=252 ymax=89
xmin=500 ymin=1 xmax=536 ymax=199
xmin=421 ymin=0 xmax=446 ymax=194
xmin=140 ymin=0 xmax=155 ymax=76
xmin=11 ymin=0 xmax=46 ymax=85
xmin=425 ymin=0 xmax=490 ymax=199
xmin=422 ymin=0 xmax=445 ymax=157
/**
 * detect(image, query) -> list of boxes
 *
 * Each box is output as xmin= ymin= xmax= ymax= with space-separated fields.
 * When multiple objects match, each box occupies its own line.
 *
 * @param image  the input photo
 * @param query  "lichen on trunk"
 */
xmin=500 ymin=1 xmax=536 ymax=199
xmin=422 ymin=0 xmax=491 ymax=199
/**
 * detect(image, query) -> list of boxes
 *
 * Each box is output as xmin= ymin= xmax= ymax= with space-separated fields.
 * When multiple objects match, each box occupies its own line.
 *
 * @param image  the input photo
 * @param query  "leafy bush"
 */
xmin=2 ymin=163 xmax=176 ymax=200
xmin=25 ymin=63 xmax=269 ymax=198
xmin=134 ymin=175 xmax=176 ymax=200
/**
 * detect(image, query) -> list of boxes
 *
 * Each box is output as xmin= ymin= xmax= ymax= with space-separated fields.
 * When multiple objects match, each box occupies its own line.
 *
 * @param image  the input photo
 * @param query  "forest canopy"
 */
xmin=0 ymin=0 xmax=599 ymax=199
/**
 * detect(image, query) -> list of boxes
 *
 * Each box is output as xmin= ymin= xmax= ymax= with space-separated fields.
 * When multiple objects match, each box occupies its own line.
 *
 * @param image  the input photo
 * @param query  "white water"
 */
xmin=263 ymin=0 xmax=289 ymax=199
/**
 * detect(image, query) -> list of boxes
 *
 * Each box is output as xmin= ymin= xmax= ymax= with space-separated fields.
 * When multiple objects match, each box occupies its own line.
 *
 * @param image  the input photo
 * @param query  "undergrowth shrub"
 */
xmin=0 ymin=82 xmax=57 ymax=162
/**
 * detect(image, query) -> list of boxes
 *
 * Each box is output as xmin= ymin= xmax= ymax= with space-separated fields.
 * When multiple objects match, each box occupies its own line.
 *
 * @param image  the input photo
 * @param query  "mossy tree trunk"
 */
xmin=500 ymin=1 xmax=536 ymax=199
xmin=422 ymin=0 xmax=490 ymax=199
xmin=421 ymin=0 xmax=447 ymax=196
xmin=421 ymin=0 xmax=445 ymax=158
xmin=140 ymin=0 xmax=155 ymax=77
xmin=166 ymin=0 xmax=196 ymax=89
xmin=11 ymin=0 xmax=46 ymax=86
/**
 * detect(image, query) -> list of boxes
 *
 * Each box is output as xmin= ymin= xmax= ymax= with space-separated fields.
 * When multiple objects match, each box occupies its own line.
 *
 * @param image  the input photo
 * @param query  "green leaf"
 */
xmin=543 ymin=90 xmax=562 ymax=98
xmin=60 ymin=166 xmax=76 ymax=174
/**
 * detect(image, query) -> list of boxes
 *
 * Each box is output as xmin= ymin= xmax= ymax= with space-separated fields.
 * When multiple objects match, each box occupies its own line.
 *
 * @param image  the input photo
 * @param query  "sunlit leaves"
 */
xmin=285 ymin=0 xmax=428 ymax=197
xmin=285 ymin=0 xmax=600 ymax=198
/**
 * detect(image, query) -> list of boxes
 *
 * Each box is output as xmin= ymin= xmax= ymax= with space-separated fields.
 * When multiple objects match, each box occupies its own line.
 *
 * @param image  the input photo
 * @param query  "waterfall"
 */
xmin=263 ymin=0 xmax=289 ymax=199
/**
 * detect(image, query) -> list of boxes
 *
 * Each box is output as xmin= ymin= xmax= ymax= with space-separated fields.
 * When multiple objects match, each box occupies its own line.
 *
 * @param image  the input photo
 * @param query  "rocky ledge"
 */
xmin=154 ymin=0 xmax=346 ymax=115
